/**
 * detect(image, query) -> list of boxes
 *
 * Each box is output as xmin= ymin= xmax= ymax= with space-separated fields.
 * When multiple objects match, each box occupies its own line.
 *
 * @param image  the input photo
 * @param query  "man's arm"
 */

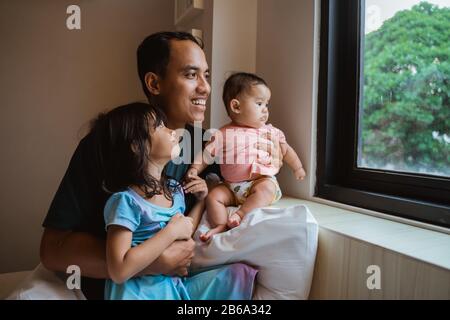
xmin=40 ymin=228 xmax=109 ymax=278
xmin=257 ymin=132 xmax=283 ymax=171
xmin=138 ymin=239 xmax=195 ymax=277
xmin=40 ymin=228 xmax=195 ymax=278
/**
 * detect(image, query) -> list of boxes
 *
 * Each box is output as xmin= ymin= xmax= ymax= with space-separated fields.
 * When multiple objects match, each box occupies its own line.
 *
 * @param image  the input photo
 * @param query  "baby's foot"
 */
xmin=200 ymin=224 xmax=227 ymax=242
xmin=227 ymin=213 xmax=242 ymax=228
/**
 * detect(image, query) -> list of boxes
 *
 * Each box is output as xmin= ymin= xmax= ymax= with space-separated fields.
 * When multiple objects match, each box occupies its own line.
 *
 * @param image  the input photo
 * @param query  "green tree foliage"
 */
xmin=361 ymin=1 xmax=450 ymax=175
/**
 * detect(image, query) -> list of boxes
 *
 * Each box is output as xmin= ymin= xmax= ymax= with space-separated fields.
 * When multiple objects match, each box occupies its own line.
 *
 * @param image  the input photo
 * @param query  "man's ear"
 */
xmin=145 ymin=72 xmax=161 ymax=95
xmin=229 ymin=99 xmax=241 ymax=114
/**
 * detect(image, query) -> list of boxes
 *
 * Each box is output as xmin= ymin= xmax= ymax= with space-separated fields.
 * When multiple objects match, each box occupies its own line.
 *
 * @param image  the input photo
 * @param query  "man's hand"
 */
xmin=185 ymin=167 xmax=199 ymax=181
xmin=141 ymin=239 xmax=195 ymax=277
xmin=183 ymin=175 xmax=208 ymax=200
xmin=256 ymin=131 xmax=283 ymax=170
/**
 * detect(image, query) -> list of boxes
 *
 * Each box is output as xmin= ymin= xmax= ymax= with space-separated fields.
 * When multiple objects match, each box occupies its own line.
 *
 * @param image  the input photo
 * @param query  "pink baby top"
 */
xmin=205 ymin=123 xmax=287 ymax=183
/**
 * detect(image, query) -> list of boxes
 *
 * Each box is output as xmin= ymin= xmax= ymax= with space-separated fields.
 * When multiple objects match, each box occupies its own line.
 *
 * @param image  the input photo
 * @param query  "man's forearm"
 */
xmin=40 ymin=228 xmax=109 ymax=279
xmin=137 ymin=239 xmax=196 ymax=277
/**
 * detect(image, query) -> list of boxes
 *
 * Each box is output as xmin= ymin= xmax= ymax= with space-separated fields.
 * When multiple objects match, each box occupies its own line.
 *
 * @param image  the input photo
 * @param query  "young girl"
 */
xmin=91 ymin=102 xmax=256 ymax=300
xmin=187 ymin=73 xmax=306 ymax=242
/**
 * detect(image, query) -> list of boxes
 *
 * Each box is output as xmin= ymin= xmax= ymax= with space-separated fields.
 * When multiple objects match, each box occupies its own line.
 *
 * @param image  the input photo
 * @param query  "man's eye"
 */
xmin=205 ymin=72 xmax=210 ymax=79
xmin=186 ymin=73 xmax=197 ymax=79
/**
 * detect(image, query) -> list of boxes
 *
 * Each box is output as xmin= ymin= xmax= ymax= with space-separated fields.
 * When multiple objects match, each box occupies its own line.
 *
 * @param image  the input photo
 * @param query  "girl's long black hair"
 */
xmin=91 ymin=102 xmax=177 ymax=201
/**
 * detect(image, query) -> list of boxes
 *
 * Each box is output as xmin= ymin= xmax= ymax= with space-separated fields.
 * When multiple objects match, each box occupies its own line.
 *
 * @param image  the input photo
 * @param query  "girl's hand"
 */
xmin=167 ymin=213 xmax=194 ymax=240
xmin=183 ymin=175 xmax=208 ymax=200
xmin=294 ymin=167 xmax=306 ymax=180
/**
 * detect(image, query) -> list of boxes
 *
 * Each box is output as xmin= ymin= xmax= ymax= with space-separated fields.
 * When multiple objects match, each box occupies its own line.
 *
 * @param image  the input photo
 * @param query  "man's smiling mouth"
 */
xmin=192 ymin=99 xmax=206 ymax=106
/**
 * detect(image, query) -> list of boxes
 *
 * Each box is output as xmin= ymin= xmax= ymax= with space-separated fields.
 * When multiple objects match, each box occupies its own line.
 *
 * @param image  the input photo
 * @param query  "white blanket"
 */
xmin=192 ymin=204 xmax=319 ymax=300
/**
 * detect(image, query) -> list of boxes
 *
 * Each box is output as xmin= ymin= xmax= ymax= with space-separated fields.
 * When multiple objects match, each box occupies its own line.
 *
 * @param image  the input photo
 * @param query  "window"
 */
xmin=317 ymin=0 xmax=450 ymax=228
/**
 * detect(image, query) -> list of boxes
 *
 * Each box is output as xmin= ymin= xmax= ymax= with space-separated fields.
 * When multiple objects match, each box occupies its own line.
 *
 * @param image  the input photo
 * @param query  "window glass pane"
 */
xmin=359 ymin=0 xmax=450 ymax=177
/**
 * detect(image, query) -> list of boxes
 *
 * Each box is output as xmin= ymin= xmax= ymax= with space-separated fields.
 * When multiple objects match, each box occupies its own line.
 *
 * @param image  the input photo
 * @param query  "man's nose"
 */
xmin=197 ymin=75 xmax=211 ymax=95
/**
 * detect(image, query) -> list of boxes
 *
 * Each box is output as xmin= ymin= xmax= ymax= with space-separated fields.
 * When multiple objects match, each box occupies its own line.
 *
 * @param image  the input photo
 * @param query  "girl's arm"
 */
xmin=106 ymin=214 xmax=192 ymax=284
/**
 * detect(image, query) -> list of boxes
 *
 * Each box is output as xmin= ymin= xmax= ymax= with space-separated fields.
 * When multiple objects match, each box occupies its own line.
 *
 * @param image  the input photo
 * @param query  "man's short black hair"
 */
xmin=222 ymin=72 xmax=268 ymax=115
xmin=137 ymin=31 xmax=203 ymax=101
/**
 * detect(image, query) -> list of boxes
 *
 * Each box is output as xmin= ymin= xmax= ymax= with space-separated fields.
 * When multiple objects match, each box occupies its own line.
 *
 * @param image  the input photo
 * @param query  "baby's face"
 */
xmin=235 ymin=84 xmax=271 ymax=128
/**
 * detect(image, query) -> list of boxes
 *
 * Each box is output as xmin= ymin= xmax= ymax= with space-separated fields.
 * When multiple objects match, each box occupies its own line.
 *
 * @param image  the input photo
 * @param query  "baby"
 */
xmin=187 ymin=72 xmax=306 ymax=241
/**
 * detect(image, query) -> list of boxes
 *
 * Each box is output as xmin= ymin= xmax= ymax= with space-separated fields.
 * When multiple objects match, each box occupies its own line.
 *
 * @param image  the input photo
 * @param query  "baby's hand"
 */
xmin=294 ymin=167 xmax=306 ymax=180
xmin=167 ymin=213 xmax=194 ymax=240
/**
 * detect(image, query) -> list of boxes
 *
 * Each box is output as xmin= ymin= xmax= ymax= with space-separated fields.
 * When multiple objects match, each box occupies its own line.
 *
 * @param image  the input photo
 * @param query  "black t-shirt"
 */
xmin=43 ymin=124 xmax=220 ymax=299
xmin=43 ymin=133 xmax=108 ymax=237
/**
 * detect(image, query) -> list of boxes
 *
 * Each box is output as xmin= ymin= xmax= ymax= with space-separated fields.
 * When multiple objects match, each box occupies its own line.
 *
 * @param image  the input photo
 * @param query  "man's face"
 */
xmin=158 ymin=40 xmax=211 ymax=129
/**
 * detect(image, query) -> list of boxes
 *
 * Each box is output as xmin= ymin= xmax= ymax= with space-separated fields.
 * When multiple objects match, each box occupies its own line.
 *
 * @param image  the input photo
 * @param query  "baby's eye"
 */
xmin=257 ymin=102 xmax=263 ymax=107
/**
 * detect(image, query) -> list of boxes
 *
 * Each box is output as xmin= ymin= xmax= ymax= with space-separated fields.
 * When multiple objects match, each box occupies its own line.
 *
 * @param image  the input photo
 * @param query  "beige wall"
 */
xmin=256 ymin=0 xmax=316 ymax=200
xmin=0 ymin=0 xmax=174 ymax=273
xmin=210 ymin=0 xmax=258 ymax=129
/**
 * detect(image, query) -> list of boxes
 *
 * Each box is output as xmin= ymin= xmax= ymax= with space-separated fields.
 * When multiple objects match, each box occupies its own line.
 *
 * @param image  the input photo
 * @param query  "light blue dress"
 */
xmin=103 ymin=182 xmax=257 ymax=300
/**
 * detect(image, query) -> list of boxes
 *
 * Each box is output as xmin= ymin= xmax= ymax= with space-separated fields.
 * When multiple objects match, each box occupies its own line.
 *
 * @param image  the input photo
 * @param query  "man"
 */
xmin=40 ymin=32 xmax=254 ymax=300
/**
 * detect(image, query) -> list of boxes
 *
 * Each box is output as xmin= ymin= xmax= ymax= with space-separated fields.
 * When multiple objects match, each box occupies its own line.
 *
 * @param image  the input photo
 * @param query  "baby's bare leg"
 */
xmin=201 ymin=184 xmax=236 ymax=242
xmin=228 ymin=179 xmax=277 ymax=228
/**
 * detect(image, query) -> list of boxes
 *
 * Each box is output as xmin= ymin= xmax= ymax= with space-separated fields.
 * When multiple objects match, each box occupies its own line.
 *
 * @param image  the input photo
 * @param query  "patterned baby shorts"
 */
xmin=226 ymin=176 xmax=282 ymax=205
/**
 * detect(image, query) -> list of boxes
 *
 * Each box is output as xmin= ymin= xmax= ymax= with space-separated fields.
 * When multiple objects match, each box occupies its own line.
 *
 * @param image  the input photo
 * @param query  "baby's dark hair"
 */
xmin=90 ymin=102 xmax=177 ymax=201
xmin=222 ymin=72 xmax=268 ymax=115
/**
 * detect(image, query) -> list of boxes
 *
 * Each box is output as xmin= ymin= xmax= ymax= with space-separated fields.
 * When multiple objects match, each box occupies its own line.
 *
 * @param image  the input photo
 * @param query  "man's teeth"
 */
xmin=192 ymin=99 xmax=206 ymax=105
